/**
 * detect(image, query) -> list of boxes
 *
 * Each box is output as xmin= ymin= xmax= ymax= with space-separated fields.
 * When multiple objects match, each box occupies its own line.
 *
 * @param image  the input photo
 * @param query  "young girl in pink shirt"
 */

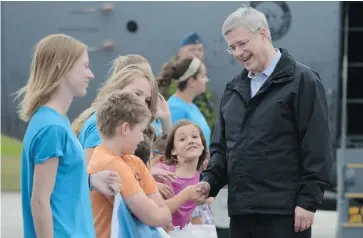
xmin=155 ymin=120 xmax=208 ymax=229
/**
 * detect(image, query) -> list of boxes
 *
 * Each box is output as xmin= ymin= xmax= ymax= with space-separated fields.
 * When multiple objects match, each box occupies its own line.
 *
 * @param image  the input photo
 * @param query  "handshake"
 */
xmin=186 ymin=181 xmax=211 ymax=205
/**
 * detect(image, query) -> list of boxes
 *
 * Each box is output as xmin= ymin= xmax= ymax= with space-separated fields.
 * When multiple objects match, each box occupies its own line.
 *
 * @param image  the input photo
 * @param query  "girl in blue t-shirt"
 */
xmin=72 ymin=54 xmax=172 ymax=165
xmin=156 ymin=57 xmax=211 ymax=147
xmin=16 ymin=34 xmax=121 ymax=238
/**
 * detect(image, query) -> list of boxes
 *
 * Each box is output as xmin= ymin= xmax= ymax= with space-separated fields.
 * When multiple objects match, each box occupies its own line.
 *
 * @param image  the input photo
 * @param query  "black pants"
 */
xmin=229 ymin=214 xmax=312 ymax=238
xmin=216 ymin=227 xmax=229 ymax=238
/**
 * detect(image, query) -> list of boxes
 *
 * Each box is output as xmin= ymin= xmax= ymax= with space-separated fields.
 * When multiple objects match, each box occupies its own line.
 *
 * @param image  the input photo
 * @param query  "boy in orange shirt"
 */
xmin=88 ymin=91 xmax=172 ymax=238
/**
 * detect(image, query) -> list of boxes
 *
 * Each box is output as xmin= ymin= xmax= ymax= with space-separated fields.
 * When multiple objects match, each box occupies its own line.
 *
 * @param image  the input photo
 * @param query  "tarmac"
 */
xmin=1 ymin=192 xmax=338 ymax=238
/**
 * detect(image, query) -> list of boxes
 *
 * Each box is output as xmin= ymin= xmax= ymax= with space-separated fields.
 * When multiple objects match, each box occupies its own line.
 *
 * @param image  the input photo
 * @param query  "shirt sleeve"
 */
xmin=32 ymin=125 xmax=67 ymax=164
xmin=169 ymin=105 xmax=190 ymax=124
xmin=201 ymin=92 xmax=228 ymax=197
xmin=106 ymin=159 xmax=144 ymax=198
xmin=294 ymin=69 xmax=333 ymax=212
xmin=83 ymin=122 xmax=101 ymax=149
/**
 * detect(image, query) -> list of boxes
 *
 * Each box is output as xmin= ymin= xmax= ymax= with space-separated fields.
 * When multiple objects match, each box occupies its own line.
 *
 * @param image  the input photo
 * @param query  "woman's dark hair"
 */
xmin=144 ymin=123 xmax=156 ymax=142
xmin=157 ymin=58 xmax=200 ymax=91
xmin=164 ymin=120 xmax=207 ymax=171
xmin=152 ymin=135 xmax=168 ymax=155
xmin=134 ymin=135 xmax=152 ymax=165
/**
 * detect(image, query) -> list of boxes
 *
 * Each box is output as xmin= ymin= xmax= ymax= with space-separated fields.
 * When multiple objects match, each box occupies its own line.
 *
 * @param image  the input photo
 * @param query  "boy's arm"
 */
xmin=107 ymin=160 xmax=171 ymax=227
xmin=126 ymin=192 xmax=171 ymax=227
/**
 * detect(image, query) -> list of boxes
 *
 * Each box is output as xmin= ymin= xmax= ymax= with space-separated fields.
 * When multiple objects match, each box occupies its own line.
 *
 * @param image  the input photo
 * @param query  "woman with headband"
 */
xmin=157 ymin=56 xmax=211 ymax=148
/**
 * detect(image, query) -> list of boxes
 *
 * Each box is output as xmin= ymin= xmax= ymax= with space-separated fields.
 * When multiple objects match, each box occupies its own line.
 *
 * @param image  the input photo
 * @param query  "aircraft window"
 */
xmin=127 ymin=20 xmax=138 ymax=33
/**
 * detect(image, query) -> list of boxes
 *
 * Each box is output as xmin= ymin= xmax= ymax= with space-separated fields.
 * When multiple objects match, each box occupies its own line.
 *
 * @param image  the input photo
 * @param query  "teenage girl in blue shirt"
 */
xmin=16 ymin=34 xmax=121 ymax=238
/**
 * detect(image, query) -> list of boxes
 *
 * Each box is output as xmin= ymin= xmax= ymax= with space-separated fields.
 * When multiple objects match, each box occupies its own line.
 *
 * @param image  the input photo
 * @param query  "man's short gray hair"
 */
xmin=222 ymin=5 xmax=270 ymax=37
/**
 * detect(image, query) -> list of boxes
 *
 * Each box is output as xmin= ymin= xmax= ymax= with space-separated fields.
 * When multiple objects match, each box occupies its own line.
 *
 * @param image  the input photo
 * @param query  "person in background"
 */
xmin=157 ymin=57 xmax=211 ymax=147
xmin=88 ymin=91 xmax=172 ymax=238
xmin=149 ymin=135 xmax=168 ymax=168
xmin=17 ymin=34 xmax=121 ymax=238
xmin=197 ymin=6 xmax=333 ymax=238
xmin=135 ymin=134 xmax=154 ymax=166
xmin=176 ymin=32 xmax=205 ymax=62
xmin=159 ymin=32 xmax=216 ymax=129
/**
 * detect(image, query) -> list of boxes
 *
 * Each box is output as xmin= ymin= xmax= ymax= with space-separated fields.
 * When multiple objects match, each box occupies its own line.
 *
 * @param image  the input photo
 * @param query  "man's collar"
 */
xmin=248 ymin=48 xmax=282 ymax=78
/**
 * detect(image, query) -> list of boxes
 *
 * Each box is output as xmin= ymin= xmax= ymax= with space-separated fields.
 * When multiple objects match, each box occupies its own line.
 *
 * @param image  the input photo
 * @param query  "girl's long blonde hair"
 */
xmin=72 ymin=63 xmax=158 ymax=136
xmin=109 ymin=54 xmax=151 ymax=76
xmin=15 ymin=34 xmax=87 ymax=122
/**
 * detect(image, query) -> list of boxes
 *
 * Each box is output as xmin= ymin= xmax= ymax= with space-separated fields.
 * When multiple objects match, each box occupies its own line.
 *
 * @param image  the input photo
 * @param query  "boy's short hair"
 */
xmin=96 ymin=91 xmax=151 ymax=139
xmin=152 ymin=135 xmax=168 ymax=155
xmin=134 ymin=135 xmax=152 ymax=165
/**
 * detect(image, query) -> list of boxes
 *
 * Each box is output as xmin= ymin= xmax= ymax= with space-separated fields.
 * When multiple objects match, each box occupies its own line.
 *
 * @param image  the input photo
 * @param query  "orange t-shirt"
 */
xmin=88 ymin=145 xmax=158 ymax=238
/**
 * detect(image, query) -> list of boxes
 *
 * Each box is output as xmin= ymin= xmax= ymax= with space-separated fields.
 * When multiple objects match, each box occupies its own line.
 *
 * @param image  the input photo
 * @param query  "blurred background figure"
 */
xmin=159 ymin=32 xmax=216 ymax=130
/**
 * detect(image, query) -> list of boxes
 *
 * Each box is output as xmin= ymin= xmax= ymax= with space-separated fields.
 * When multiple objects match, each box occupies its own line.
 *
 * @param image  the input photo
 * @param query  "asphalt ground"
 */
xmin=1 ymin=192 xmax=338 ymax=238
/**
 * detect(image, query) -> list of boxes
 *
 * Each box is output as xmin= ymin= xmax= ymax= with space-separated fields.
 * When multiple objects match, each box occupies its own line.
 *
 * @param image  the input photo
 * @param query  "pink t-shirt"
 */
xmin=155 ymin=163 xmax=200 ymax=229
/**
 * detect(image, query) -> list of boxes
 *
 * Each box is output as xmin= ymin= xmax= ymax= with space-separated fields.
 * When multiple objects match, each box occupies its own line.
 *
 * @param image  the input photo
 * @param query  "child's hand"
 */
xmin=156 ymin=93 xmax=171 ymax=121
xmin=187 ymin=185 xmax=205 ymax=202
xmin=151 ymin=167 xmax=177 ymax=182
xmin=206 ymin=197 xmax=215 ymax=204
xmin=163 ymin=222 xmax=174 ymax=233
xmin=90 ymin=170 xmax=121 ymax=196
xmin=157 ymin=182 xmax=174 ymax=199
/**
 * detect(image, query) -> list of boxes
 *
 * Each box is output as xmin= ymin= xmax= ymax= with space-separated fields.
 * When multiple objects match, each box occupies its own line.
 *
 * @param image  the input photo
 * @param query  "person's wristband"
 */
xmin=88 ymin=174 xmax=94 ymax=191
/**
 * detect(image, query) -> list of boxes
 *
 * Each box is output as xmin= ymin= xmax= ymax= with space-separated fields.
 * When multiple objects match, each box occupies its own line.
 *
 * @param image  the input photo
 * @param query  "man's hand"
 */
xmin=294 ymin=206 xmax=315 ymax=232
xmin=195 ymin=181 xmax=211 ymax=205
xmin=157 ymin=182 xmax=174 ymax=199
xmin=186 ymin=185 xmax=205 ymax=202
xmin=151 ymin=167 xmax=177 ymax=182
xmin=91 ymin=170 xmax=121 ymax=196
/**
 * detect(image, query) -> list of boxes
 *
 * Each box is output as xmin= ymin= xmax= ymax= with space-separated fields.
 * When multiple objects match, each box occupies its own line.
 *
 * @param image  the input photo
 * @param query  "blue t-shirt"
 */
xmin=78 ymin=113 xmax=100 ymax=149
xmin=21 ymin=106 xmax=95 ymax=238
xmin=152 ymin=119 xmax=163 ymax=137
xmin=167 ymin=95 xmax=211 ymax=146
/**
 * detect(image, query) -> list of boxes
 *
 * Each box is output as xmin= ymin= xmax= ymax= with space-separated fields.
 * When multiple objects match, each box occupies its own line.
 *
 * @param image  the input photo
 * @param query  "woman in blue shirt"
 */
xmin=16 ymin=34 xmax=121 ymax=238
xmin=157 ymin=57 xmax=211 ymax=146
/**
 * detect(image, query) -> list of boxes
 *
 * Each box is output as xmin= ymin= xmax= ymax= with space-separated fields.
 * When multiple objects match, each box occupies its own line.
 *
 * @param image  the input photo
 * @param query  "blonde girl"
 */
xmin=17 ymin=34 xmax=120 ymax=238
xmin=72 ymin=54 xmax=171 ymax=164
